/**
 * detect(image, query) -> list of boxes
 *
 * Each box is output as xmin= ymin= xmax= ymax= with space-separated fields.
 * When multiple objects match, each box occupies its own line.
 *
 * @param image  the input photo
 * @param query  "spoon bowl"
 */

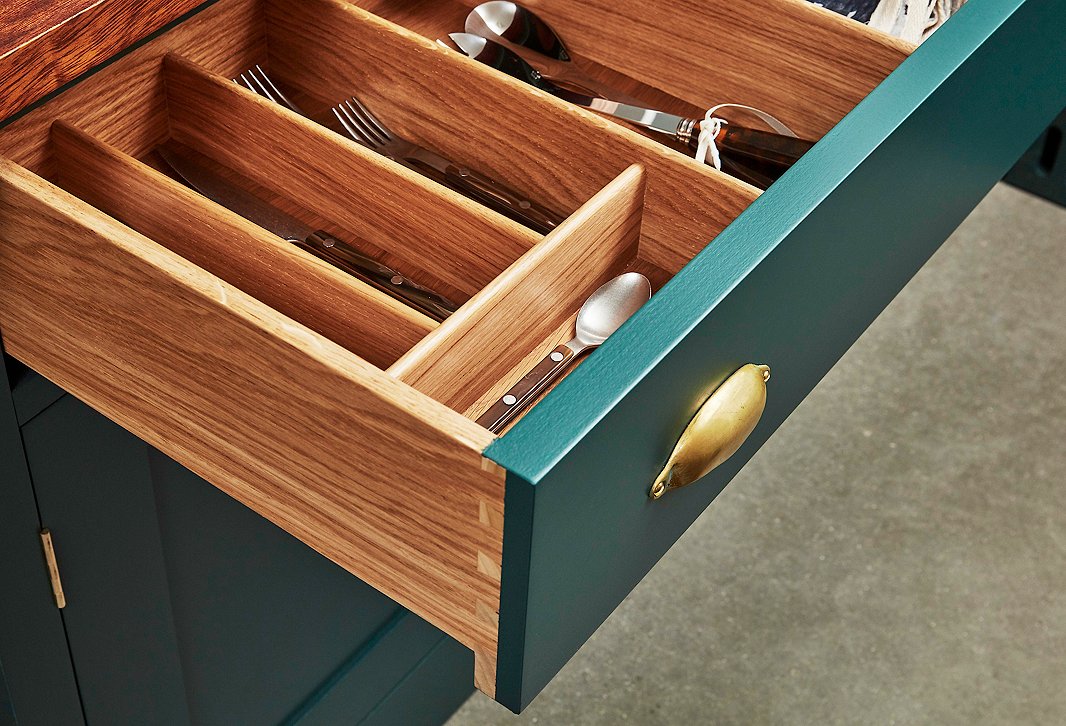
xmin=476 ymin=272 xmax=651 ymax=432
xmin=466 ymin=2 xmax=651 ymax=104
xmin=467 ymin=1 xmax=571 ymax=62
xmin=575 ymin=272 xmax=652 ymax=348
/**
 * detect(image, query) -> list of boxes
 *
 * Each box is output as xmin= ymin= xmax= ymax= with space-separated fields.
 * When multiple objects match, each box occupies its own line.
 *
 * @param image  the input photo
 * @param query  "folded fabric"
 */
xmin=810 ymin=0 xmax=966 ymax=42
xmin=808 ymin=0 xmax=881 ymax=23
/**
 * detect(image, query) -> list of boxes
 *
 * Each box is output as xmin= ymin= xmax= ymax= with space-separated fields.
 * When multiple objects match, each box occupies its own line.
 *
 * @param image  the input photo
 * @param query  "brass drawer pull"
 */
xmin=650 ymin=364 xmax=770 ymax=499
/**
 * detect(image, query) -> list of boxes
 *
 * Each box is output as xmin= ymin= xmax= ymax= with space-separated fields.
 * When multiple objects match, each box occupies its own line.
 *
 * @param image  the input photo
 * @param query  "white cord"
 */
xmin=695 ymin=103 xmax=799 ymax=169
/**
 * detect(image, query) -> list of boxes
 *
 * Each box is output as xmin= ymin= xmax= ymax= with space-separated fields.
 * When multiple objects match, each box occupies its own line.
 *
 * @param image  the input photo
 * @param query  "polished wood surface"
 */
xmin=0 ymin=0 xmax=264 ymax=177
xmin=0 ymin=0 xmax=97 ymax=53
xmin=390 ymin=164 xmax=645 ymax=415
xmin=0 ymin=158 xmax=504 ymax=678
xmin=52 ymin=122 xmax=435 ymax=367
xmin=0 ymin=0 xmax=207 ymax=122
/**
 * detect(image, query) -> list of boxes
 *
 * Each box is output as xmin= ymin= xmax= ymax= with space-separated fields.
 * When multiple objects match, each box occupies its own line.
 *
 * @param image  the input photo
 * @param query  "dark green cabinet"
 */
xmin=0 ymin=356 xmax=473 ymax=725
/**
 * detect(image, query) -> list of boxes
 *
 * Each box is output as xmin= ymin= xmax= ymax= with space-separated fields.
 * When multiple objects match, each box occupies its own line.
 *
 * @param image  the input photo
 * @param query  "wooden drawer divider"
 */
xmin=51 ymin=121 xmax=433 ymax=368
xmin=163 ymin=53 xmax=541 ymax=298
xmin=264 ymin=0 xmax=760 ymax=278
xmin=391 ymin=164 xmax=646 ymax=417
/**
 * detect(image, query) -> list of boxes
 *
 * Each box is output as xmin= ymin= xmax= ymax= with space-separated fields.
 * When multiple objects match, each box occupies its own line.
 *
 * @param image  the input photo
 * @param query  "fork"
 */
xmin=236 ymin=66 xmax=563 ymax=235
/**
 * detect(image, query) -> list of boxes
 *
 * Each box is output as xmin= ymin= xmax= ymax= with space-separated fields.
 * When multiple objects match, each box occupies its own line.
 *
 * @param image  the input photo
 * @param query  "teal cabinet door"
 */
xmin=0 ymin=355 xmax=82 ymax=726
xmin=16 ymin=390 xmax=472 ymax=725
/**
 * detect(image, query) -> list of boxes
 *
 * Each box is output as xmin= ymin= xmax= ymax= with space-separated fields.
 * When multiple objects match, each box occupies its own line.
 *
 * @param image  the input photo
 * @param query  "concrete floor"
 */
xmin=447 ymin=184 xmax=1066 ymax=725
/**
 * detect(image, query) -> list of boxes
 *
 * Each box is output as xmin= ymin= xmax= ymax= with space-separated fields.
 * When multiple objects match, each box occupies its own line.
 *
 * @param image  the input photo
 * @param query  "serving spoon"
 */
xmin=466 ymin=1 xmax=647 ymax=105
xmin=476 ymin=272 xmax=652 ymax=433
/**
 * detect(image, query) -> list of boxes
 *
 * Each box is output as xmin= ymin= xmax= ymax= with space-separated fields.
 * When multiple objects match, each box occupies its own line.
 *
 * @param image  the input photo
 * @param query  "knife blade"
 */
xmin=157 ymin=144 xmax=458 ymax=322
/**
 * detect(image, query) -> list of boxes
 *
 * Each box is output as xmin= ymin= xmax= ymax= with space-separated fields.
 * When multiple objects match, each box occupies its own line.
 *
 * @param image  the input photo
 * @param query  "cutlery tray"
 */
xmin=0 ymin=0 xmax=912 ymax=427
xmin=3 ymin=0 xmax=1056 ymax=712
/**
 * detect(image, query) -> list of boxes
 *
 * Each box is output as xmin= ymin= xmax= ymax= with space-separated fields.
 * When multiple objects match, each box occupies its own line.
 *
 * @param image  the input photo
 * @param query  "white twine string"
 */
xmin=694 ymin=103 xmax=799 ymax=169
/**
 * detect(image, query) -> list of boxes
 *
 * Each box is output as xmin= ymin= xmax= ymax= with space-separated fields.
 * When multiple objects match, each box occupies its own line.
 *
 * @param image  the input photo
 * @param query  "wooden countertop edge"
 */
xmin=0 ymin=0 xmax=209 ymax=123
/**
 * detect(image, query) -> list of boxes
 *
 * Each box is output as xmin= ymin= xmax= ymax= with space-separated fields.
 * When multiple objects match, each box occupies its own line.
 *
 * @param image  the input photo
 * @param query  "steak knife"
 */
xmin=158 ymin=144 xmax=459 ymax=322
xmin=450 ymin=33 xmax=813 ymax=186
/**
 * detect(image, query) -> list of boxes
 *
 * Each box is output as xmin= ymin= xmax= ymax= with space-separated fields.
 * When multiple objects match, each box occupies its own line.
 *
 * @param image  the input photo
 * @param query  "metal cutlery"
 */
xmin=476 ymin=272 xmax=651 ymax=432
xmin=329 ymin=95 xmax=563 ymax=234
xmin=236 ymin=65 xmax=564 ymax=235
xmin=449 ymin=34 xmax=812 ymax=188
xmin=465 ymin=1 xmax=648 ymax=106
xmin=158 ymin=143 xmax=459 ymax=322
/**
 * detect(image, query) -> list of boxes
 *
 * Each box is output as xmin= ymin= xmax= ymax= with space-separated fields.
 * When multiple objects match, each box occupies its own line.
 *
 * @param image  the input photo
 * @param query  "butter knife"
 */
xmin=158 ymin=144 xmax=459 ymax=322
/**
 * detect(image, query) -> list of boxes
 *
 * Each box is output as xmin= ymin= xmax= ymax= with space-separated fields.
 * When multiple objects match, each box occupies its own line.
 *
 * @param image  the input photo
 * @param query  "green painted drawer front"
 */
xmin=487 ymin=0 xmax=1066 ymax=711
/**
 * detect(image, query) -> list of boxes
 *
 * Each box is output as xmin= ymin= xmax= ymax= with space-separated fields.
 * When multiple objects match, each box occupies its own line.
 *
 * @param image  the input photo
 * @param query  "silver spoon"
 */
xmin=466 ymin=1 xmax=648 ymax=105
xmin=477 ymin=272 xmax=651 ymax=433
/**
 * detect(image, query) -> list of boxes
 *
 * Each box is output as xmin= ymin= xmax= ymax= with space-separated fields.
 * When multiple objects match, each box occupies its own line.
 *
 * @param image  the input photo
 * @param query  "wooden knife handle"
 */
xmin=717 ymin=124 xmax=816 ymax=167
xmin=294 ymin=232 xmax=459 ymax=322
xmin=477 ymin=345 xmax=576 ymax=433
xmin=686 ymin=123 xmax=816 ymax=187
xmin=440 ymin=163 xmax=563 ymax=235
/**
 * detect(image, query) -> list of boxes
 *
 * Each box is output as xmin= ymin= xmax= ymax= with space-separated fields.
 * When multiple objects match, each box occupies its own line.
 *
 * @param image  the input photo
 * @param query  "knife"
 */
xmin=157 ymin=144 xmax=459 ymax=322
xmin=450 ymin=34 xmax=813 ymax=186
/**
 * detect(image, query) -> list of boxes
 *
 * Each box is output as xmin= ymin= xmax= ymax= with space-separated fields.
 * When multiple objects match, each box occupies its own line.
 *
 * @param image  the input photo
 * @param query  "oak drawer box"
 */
xmin=0 ymin=0 xmax=1062 ymax=712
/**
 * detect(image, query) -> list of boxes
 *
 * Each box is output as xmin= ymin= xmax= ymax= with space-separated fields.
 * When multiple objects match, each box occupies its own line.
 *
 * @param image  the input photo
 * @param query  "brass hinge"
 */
xmin=39 ymin=529 xmax=66 ymax=609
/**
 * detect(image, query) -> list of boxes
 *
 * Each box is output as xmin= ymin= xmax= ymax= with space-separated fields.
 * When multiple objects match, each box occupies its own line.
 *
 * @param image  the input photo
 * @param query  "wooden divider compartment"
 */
xmin=163 ymin=53 xmax=542 ymax=299
xmin=392 ymin=164 xmax=646 ymax=418
xmin=51 ymin=122 xmax=435 ymax=368
xmin=0 ymin=0 xmax=779 ymax=418
xmin=265 ymin=0 xmax=758 ymax=281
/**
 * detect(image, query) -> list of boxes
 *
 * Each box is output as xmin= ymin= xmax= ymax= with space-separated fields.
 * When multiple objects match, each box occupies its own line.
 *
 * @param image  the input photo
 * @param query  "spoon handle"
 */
xmin=477 ymin=344 xmax=577 ymax=433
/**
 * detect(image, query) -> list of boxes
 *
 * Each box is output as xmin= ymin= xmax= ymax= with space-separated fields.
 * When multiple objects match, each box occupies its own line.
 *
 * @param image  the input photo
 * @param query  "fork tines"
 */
xmin=332 ymin=97 xmax=396 ymax=150
xmin=234 ymin=64 xmax=303 ymax=115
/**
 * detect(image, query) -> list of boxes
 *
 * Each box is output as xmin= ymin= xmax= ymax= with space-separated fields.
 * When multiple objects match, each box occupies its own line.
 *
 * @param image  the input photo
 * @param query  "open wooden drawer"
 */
xmin=0 ymin=0 xmax=1062 ymax=712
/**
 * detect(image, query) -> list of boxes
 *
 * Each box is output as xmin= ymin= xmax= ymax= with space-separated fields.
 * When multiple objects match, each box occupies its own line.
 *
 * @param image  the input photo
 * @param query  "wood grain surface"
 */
xmin=0 ymin=157 xmax=505 ymax=673
xmin=164 ymin=53 xmax=543 ymax=298
xmin=390 ymin=164 xmax=645 ymax=415
xmin=0 ymin=0 xmax=208 ymax=122
xmin=52 ymin=122 xmax=435 ymax=367
xmin=0 ymin=0 xmax=264 ymax=178
xmin=451 ymin=0 xmax=913 ymax=139
xmin=0 ymin=0 xmax=98 ymax=54
xmin=266 ymin=0 xmax=761 ymax=279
